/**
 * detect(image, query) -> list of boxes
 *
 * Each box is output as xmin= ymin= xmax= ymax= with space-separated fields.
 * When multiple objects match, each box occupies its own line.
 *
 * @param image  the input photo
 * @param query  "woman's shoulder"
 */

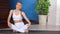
xmin=22 ymin=11 xmax=25 ymax=14
xmin=9 ymin=10 xmax=14 ymax=13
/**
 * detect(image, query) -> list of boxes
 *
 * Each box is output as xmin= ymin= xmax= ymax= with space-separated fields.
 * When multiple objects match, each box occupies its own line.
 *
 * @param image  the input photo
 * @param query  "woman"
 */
xmin=7 ymin=2 xmax=31 ymax=33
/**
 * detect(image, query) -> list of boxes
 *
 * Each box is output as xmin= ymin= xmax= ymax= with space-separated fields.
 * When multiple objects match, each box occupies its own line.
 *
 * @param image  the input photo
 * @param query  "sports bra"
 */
xmin=12 ymin=10 xmax=23 ymax=20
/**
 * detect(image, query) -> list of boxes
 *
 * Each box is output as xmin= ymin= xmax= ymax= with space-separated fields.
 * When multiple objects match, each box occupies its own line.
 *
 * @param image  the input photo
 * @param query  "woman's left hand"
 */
xmin=28 ymin=24 xmax=31 ymax=28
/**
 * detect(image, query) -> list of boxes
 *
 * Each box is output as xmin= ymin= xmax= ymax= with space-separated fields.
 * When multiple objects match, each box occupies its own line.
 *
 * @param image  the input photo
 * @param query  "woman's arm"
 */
xmin=7 ymin=10 xmax=13 ymax=28
xmin=22 ymin=12 xmax=31 ymax=27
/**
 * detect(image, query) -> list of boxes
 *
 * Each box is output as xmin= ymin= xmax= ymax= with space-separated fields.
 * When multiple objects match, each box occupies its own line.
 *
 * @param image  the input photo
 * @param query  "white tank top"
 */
xmin=12 ymin=10 xmax=23 ymax=20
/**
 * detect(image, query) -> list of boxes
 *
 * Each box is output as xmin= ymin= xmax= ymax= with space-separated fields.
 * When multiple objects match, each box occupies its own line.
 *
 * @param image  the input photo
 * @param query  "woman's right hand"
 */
xmin=8 ymin=22 xmax=11 ymax=28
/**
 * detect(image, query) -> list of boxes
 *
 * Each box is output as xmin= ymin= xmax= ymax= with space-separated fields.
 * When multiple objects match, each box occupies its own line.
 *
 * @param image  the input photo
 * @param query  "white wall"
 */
xmin=48 ymin=0 xmax=57 ymax=26
xmin=56 ymin=0 xmax=60 ymax=26
xmin=48 ymin=0 xmax=60 ymax=26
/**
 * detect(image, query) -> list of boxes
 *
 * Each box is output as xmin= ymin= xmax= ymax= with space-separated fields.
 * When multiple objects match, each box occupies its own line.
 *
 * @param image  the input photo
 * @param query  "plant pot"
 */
xmin=39 ymin=15 xmax=47 ymax=25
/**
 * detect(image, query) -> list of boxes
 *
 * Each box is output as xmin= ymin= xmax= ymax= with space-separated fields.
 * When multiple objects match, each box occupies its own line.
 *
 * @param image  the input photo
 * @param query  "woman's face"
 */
xmin=16 ymin=3 xmax=22 ymax=10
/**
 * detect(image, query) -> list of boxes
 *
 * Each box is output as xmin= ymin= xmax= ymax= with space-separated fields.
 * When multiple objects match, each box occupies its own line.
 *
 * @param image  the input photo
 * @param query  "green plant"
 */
xmin=35 ymin=0 xmax=51 ymax=15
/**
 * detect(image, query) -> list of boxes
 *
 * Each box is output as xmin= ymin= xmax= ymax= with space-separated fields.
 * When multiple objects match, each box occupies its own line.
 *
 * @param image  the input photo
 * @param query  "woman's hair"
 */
xmin=16 ymin=2 xmax=22 ymax=5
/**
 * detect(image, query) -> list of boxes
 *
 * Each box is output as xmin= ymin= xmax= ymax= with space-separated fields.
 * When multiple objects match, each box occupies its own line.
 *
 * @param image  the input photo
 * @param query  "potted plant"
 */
xmin=35 ymin=0 xmax=51 ymax=25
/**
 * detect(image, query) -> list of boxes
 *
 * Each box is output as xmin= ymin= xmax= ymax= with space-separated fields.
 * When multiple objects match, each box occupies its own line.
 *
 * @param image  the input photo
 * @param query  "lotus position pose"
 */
xmin=7 ymin=2 xmax=31 ymax=33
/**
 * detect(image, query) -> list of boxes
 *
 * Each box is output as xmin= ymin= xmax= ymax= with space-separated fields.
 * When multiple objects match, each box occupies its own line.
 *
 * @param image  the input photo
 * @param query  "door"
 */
xmin=0 ymin=0 xmax=9 ymax=29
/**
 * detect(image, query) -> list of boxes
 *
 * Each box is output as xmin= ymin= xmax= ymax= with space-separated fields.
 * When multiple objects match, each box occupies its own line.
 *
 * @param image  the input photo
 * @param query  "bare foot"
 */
xmin=13 ymin=30 xmax=16 ymax=33
xmin=25 ymin=30 xmax=28 ymax=34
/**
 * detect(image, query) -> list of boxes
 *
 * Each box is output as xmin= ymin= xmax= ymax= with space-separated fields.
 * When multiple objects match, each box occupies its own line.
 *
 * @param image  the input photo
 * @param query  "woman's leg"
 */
xmin=24 ymin=24 xmax=29 ymax=34
xmin=11 ymin=24 xmax=16 ymax=32
xmin=11 ymin=23 xmax=25 ymax=33
xmin=9 ymin=23 xmax=19 ymax=32
xmin=11 ymin=23 xmax=30 ymax=33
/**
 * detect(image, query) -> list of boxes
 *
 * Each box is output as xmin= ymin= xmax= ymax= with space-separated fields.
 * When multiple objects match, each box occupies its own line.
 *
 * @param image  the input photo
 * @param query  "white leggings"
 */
xmin=10 ymin=22 xmax=28 ymax=33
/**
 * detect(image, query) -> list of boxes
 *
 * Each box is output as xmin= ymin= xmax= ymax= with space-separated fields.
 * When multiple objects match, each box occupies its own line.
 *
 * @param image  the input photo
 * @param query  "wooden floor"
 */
xmin=1 ymin=25 xmax=60 ymax=34
xmin=0 ymin=30 xmax=60 ymax=34
xmin=1 ymin=25 xmax=60 ymax=31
